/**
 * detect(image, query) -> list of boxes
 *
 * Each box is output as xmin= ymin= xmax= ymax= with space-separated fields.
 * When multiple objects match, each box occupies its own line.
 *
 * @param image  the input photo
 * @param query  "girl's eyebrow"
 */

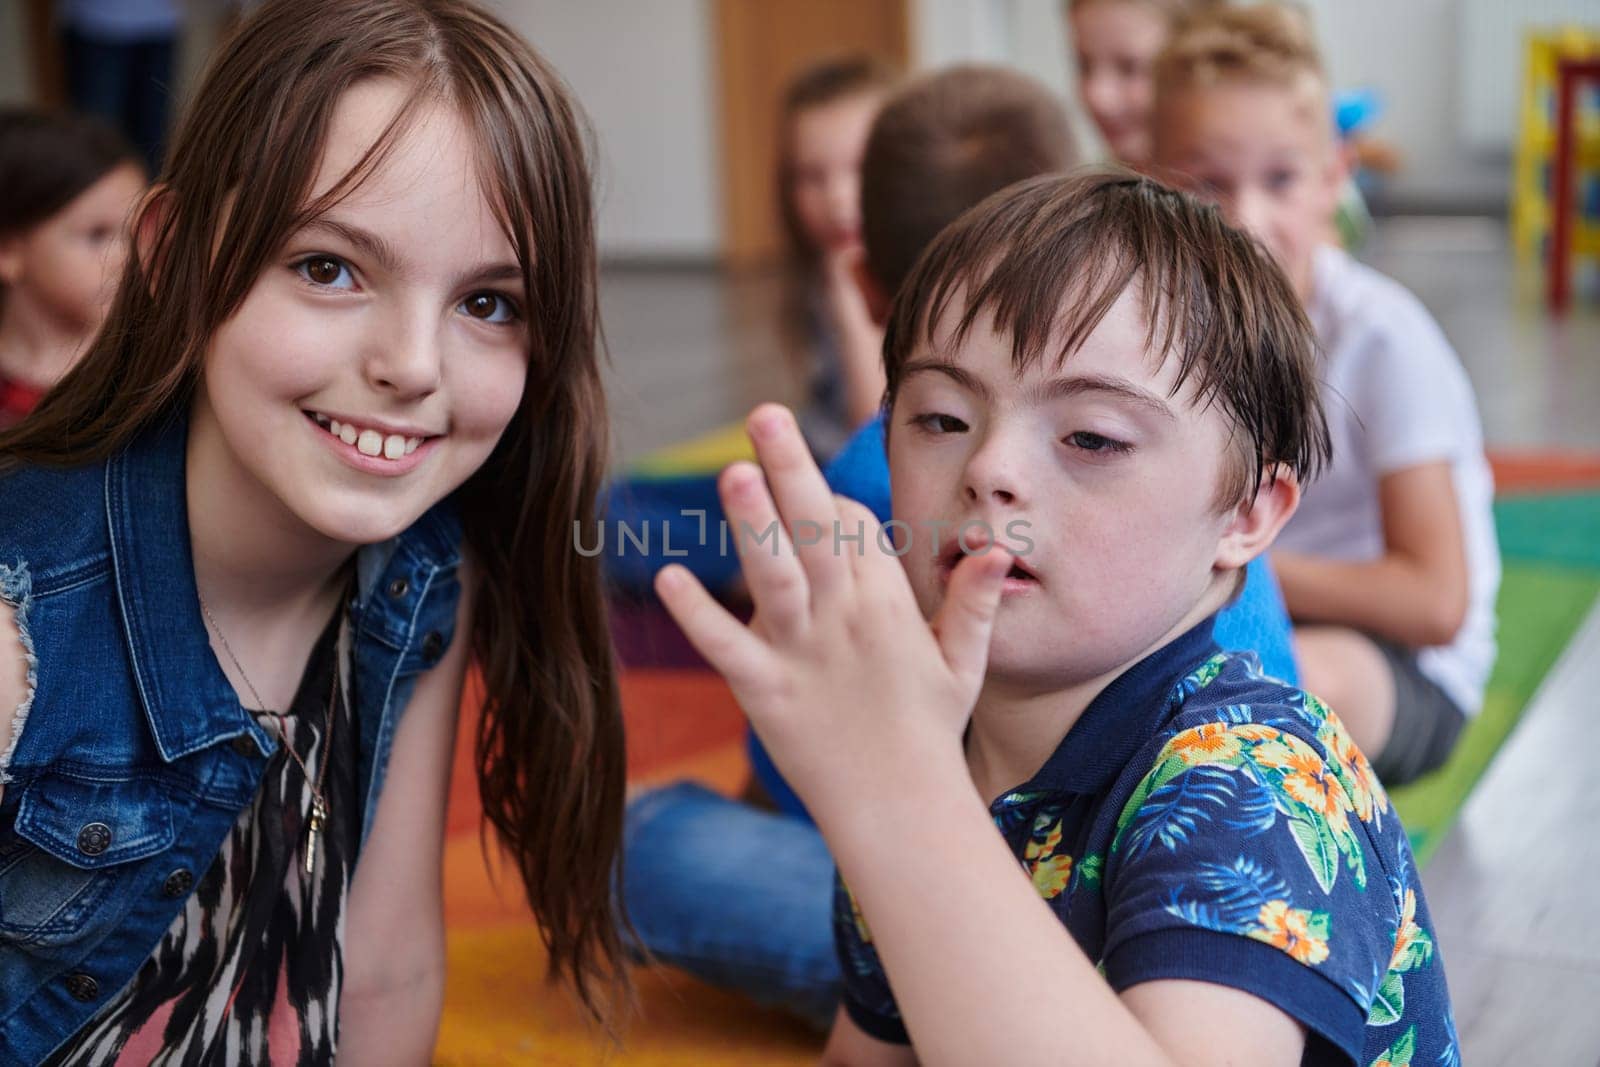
xmin=297 ymin=217 xmax=521 ymax=286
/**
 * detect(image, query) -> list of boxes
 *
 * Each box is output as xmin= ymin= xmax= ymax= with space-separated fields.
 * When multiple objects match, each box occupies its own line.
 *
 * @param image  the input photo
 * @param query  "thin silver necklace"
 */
xmin=199 ymin=595 xmax=337 ymax=876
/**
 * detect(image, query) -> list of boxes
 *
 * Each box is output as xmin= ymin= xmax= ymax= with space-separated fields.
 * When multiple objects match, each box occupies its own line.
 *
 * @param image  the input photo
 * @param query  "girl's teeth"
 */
xmin=319 ymin=414 xmax=425 ymax=461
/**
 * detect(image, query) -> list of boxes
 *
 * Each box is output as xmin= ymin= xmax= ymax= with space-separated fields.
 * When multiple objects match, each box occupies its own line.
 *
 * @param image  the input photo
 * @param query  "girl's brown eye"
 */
xmin=464 ymin=293 xmax=497 ymax=319
xmin=306 ymin=258 xmax=342 ymax=285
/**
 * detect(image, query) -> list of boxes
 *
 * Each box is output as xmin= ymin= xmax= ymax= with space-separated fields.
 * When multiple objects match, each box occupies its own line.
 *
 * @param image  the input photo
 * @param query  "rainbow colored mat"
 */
xmin=434 ymin=450 xmax=1600 ymax=1065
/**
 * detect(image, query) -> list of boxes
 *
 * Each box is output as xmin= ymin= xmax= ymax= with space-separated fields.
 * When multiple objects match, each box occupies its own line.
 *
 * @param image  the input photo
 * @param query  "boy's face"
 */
xmin=1153 ymin=80 xmax=1343 ymax=300
xmin=1069 ymin=0 xmax=1169 ymax=165
xmin=887 ymin=284 xmax=1245 ymax=693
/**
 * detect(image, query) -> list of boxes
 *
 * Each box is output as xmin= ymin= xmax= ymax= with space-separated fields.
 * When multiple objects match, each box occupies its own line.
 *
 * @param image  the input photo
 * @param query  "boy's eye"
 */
xmin=912 ymin=412 xmax=969 ymax=434
xmin=459 ymin=291 xmax=519 ymax=324
xmin=296 ymin=255 xmax=353 ymax=289
xmin=1065 ymin=431 xmax=1129 ymax=454
xmin=1265 ymin=169 xmax=1298 ymax=193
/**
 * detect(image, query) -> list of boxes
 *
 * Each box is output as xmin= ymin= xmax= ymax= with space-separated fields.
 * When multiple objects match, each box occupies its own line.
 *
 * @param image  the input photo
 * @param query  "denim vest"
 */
xmin=0 ymin=414 xmax=463 ymax=1063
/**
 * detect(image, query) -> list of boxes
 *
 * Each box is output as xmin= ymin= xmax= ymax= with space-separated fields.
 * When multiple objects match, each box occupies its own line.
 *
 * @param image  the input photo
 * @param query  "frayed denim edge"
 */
xmin=0 ymin=561 xmax=37 ymax=785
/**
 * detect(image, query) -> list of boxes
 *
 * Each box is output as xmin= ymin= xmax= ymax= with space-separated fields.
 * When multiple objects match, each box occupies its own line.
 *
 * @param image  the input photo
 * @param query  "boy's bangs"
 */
xmin=909 ymin=184 xmax=1200 ymax=401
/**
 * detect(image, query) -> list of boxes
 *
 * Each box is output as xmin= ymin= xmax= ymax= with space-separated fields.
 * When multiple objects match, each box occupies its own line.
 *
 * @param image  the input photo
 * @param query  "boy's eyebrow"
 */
xmin=901 ymin=360 xmax=1176 ymax=422
xmin=900 ymin=359 xmax=991 ymax=398
xmin=1034 ymin=374 xmax=1177 ymax=421
xmin=297 ymin=217 xmax=521 ymax=285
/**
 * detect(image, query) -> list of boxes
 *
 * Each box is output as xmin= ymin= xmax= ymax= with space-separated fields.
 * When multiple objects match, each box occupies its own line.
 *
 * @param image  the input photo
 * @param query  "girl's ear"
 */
xmin=132 ymin=184 xmax=174 ymax=290
xmin=1215 ymin=463 xmax=1300 ymax=572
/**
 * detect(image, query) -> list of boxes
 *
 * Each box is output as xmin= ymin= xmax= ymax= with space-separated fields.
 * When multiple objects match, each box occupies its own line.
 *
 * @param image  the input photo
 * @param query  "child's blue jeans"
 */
xmin=622 ymin=782 xmax=841 ymax=1029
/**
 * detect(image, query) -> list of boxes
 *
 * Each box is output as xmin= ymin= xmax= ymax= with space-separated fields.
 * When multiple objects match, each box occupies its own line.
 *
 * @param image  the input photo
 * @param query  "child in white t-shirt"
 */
xmin=1152 ymin=4 xmax=1499 ymax=783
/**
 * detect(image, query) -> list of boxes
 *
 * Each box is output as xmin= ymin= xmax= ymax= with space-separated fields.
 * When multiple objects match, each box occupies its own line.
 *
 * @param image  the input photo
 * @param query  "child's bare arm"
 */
xmin=822 ymin=246 xmax=887 ymax=428
xmin=657 ymin=406 xmax=1305 ymax=1067
xmin=338 ymin=560 xmax=474 ymax=1064
xmin=0 ymin=600 xmax=30 ymax=805
xmin=1273 ymin=461 xmax=1469 ymax=647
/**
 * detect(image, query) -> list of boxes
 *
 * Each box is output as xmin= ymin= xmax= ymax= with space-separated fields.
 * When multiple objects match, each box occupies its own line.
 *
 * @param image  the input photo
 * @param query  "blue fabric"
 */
xmin=621 ymin=782 xmax=841 ymax=1030
xmin=59 ymin=0 xmax=180 ymax=39
xmin=835 ymin=619 xmax=1458 ymax=1065
xmin=0 ymin=414 xmax=463 ymax=1063
xmin=62 ymin=28 xmax=175 ymax=174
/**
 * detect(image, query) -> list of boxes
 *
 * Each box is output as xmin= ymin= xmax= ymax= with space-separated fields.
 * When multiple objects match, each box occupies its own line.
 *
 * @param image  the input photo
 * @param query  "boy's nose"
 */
xmin=962 ymin=436 xmax=1027 ymax=509
xmin=1230 ymin=188 xmax=1273 ymax=243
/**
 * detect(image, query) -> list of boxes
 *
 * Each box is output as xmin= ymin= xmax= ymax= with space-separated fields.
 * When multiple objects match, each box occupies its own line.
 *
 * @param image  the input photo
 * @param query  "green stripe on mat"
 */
xmin=1390 ymin=489 xmax=1600 ymax=865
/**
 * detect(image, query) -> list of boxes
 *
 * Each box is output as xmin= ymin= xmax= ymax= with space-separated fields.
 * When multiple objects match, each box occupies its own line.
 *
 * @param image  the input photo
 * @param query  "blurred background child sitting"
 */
xmin=0 ymin=108 xmax=143 ymax=426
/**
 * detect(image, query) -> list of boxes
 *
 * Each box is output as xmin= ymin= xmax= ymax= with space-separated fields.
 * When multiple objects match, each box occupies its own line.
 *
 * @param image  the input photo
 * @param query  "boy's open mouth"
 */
xmin=305 ymin=410 xmax=434 ymax=461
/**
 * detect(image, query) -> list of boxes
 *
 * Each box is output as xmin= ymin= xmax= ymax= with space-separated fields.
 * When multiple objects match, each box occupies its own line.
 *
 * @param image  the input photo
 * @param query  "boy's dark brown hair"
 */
xmin=861 ymin=65 xmax=1078 ymax=298
xmin=884 ymin=167 xmax=1330 ymax=507
xmin=0 ymin=0 xmax=629 ymax=1027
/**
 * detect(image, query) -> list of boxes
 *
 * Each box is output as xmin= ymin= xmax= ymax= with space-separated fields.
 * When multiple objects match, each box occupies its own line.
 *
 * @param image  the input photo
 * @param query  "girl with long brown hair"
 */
xmin=0 ymin=0 xmax=625 ymax=1061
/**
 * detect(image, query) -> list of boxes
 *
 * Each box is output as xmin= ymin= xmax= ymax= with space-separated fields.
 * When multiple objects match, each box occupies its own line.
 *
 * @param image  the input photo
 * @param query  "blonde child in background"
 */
xmin=0 ymin=109 xmax=144 ymax=425
xmin=1065 ymin=0 xmax=1215 ymax=166
xmin=778 ymin=56 xmax=897 ymax=461
xmin=1152 ymin=4 xmax=1499 ymax=785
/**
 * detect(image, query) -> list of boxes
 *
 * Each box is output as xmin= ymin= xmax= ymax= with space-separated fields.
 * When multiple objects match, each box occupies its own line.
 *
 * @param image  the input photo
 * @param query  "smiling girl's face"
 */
xmin=191 ymin=78 xmax=530 ymax=549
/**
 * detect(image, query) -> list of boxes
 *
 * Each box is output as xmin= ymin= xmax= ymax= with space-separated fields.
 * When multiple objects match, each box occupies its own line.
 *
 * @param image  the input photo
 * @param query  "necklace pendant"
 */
xmin=305 ymin=796 xmax=328 ymax=876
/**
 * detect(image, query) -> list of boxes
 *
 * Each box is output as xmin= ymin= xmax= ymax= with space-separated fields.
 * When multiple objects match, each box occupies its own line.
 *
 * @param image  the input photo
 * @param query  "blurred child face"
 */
xmin=0 ymin=162 xmax=144 ymax=338
xmin=1070 ymin=0 xmax=1169 ymax=164
xmin=788 ymin=93 xmax=880 ymax=253
xmin=887 ymin=284 xmax=1246 ymax=693
xmin=1154 ymin=80 xmax=1343 ymax=300
xmin=192 ymin=78 xmax=529 ymax=549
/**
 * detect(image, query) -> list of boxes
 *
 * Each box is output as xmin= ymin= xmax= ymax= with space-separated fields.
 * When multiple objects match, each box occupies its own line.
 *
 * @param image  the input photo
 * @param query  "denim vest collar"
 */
xmin=106 ymin=414 xmax=268 ymax=762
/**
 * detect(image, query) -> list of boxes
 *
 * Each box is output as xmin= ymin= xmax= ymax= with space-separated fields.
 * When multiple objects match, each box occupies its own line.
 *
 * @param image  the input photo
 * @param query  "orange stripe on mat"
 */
xmin=1489 ymin=449 xmax=1600 ymax=493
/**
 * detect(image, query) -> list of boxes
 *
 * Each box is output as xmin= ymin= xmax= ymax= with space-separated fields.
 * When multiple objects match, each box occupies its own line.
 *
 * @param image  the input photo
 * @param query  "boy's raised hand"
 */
xmin=654 ymin=404 xmax=1011 ymax=820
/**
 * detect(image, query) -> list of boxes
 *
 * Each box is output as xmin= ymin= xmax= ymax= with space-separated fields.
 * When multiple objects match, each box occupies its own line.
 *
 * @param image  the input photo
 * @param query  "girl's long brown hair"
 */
xmin=0 ymin=0 xmax=628 ymax=1022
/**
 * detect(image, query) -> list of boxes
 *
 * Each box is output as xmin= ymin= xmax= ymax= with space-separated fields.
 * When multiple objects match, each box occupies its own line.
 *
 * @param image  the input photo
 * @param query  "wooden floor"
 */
xmin=596 ymin=217 xmax=1600 ymax=1064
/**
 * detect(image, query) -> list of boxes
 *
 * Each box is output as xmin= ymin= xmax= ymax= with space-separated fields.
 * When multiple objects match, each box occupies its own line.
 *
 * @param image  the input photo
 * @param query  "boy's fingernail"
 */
xmin=750 ymin=407 xmax=785 ymax=441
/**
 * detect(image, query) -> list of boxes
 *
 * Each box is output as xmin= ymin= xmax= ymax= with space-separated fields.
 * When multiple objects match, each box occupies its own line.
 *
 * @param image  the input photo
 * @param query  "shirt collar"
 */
xmin=1011 ymin=616 xmax=1221 ymax=798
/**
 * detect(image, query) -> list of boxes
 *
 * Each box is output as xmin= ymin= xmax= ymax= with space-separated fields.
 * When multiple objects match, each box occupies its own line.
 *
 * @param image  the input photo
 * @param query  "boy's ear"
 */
xmin=132 ymin=184 xmax=175 ymax=289
xmin=1214 ymin=463 xmax=1300 ymax=572
xmin=851 ymin=254 xmax=892 ymax=326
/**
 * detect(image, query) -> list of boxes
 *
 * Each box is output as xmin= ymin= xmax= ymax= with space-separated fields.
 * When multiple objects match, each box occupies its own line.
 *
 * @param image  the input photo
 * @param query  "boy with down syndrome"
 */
xmin=655 ymin=169 xmax=1455 ymax=1066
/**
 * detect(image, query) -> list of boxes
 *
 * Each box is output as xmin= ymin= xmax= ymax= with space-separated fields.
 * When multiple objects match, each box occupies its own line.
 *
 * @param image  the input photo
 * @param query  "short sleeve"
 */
xmin=832 ymin=871 xmax=910 ymax=1044
xmin=1342 ymin=294 xmax=1481 ymax=477
xmin=1100 ymin=715 xmax=1401 ymax=1065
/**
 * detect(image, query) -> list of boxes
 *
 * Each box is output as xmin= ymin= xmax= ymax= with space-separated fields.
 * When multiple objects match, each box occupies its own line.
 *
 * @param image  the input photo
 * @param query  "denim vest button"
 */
xmin=421 ymin=631 xmax=444 ymax=661
xmin=231 ymin=734 xmax=257 ymax=757
xmin=162 ymin=868 xmax=194 ymax=898
xmin=388 ymin=577 xmax=409 ymax=599
xmin=77 ymin=823 xmax=112 ymax=856
xmin=65 ymin=974 xmax=99 ymax=1001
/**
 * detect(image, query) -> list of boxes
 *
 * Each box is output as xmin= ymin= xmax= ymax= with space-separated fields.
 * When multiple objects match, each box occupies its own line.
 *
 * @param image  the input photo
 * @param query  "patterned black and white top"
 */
xmin=48 ymin=608 xmax=359 ymax=1066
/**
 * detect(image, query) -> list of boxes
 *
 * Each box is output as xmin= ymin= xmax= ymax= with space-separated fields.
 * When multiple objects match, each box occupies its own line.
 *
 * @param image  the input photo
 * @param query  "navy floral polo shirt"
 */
xmin=834 ymin=618 xmax=1459 ymax=1067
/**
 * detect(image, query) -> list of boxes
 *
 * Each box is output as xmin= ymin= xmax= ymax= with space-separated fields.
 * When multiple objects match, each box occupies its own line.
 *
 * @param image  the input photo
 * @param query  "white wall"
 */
xmin=1300 ymin=0 xmax=1509 ymax=212
xmin=486 ymin=0 xmax=722 ymax=260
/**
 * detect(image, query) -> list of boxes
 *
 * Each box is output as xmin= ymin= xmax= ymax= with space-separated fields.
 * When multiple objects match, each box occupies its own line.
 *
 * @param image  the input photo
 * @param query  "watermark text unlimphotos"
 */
xmin=573 ymin=511 xmax=1034 ymax=559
